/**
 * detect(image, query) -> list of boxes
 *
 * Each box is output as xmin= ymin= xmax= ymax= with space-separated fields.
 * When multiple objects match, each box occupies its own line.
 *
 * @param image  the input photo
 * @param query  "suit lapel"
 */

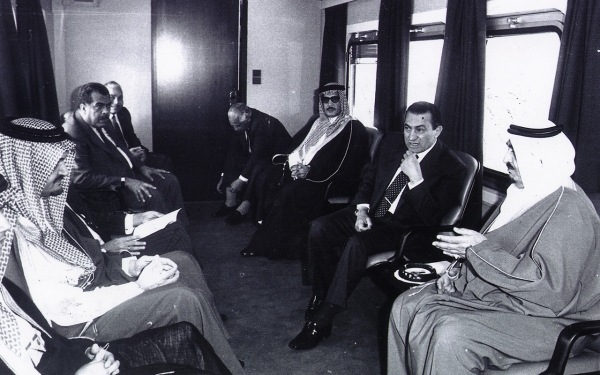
xmin=371 ymin=146 xmax=406 ymax=208
xmin=76 ymin=113 xmax=132 ymax=169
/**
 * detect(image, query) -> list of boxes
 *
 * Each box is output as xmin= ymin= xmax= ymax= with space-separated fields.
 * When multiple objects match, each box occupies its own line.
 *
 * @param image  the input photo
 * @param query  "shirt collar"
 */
xmin=415 ymin=140 xmax=436 ymax=162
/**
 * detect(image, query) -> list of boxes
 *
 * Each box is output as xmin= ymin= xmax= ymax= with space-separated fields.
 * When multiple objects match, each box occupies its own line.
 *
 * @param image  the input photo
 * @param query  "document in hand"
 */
xmin=133 ymin=208 xmax=181 ymax=238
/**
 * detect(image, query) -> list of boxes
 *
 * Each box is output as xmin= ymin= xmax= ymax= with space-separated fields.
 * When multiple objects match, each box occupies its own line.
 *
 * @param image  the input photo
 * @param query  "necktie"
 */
xmin=111 ymin=115 xmax=129 ymax=148
xmin=101 ymin=128 xmax=134 ymax=169
xmin=374 ymin=171 xmax=410 ymax=217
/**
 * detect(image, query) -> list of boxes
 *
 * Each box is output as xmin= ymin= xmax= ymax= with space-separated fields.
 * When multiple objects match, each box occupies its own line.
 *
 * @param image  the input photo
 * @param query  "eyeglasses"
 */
xmin=321 ymin=96 xmax=340 ymax=104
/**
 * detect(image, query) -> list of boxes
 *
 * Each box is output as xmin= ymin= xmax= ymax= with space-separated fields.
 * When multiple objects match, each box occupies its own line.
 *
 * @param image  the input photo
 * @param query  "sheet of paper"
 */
xmin=133 ymin=208 xmax=181 ymax=238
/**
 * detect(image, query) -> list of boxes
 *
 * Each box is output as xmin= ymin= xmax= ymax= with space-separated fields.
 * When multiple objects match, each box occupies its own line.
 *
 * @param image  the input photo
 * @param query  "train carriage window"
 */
xmin=346 ymin=6 xmax=564 ymax=156
xmin=407 ymin=24 xmax=445 ymax=106
xmin=484 ymin=10 xmax=563 ymax=172
xmin=347 ymin=31 xmax=378 ymax=128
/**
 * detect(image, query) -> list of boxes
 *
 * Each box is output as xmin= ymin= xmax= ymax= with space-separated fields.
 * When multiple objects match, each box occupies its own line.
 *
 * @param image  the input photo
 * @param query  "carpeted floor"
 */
xmin=185 ymin=201 xmax=391 ymax=375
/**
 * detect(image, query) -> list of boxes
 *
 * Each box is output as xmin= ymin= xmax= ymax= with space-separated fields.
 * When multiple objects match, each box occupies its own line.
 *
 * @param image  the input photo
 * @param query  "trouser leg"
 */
xmin=324 ymin=219 xmax=401 ymax=309
xmin=141 ymin=222 xmax=193 ymax=257
xmin=308 ymin=206 xmax=357 ymax=298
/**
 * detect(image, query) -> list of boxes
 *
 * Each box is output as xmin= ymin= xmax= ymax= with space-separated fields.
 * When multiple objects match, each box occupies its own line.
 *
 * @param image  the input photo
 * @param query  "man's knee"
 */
xmin=309 ymin=216 xmax=329 ymax=239
xmin=163 ymin=250 xmax=197 ymax=267
xmin=427 ymin=316 xmax=483 ymax=370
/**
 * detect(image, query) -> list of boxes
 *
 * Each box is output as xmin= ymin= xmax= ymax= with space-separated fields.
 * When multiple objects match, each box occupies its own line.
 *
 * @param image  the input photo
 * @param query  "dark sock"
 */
xmin=312 ymin=302 xmax=343 ymax=326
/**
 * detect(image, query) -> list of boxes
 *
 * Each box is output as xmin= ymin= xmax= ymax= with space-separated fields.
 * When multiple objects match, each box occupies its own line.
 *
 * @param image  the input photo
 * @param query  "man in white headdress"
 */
xmin=387 ymin=120 xmax=600 ymax=374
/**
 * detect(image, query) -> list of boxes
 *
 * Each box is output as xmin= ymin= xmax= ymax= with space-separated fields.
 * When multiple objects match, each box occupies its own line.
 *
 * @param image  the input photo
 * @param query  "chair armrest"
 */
xmin=324 ymin=179 xmax=361 ymax=201
xmin=539 ymin=320 xmax=600 ymax=375
xmin=388 ymin=225 xmax=457 ymax=263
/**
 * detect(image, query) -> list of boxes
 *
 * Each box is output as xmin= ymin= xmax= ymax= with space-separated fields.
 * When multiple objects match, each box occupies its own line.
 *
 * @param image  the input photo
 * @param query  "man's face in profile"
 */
xmin=504 ymin=141 xmax=524 ymax=189
xmin=321 ymin=90 xmax=342 ymax=118
xmin=403 ymin=111 xmax=442 ymax=154
xmin=40 ymin=154 xmax=69 ymax=197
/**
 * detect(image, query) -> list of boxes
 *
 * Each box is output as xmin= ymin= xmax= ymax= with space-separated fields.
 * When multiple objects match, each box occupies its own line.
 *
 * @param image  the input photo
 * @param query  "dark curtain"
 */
xmin=0 ymin=0 xmax=21 ymax=118
xmin=373 ymin=0 xmax=412 ymax=133
xmin=15 ymin=0 xmax=60 ymax=124
xmin=549 ymin=0 xmax=600 ymax=194
xmin=434 ymin=0 xmax=486 ymax=229
xmin=319 ymin=3 xmax=347 ymax=87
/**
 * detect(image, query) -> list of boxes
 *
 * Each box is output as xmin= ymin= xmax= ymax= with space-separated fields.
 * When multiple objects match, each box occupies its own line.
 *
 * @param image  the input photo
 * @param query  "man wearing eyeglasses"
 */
xmin=240 ymin=83 xmax=369 ymax=261
xmin=288 ymin=101 xmax=468 ymax=350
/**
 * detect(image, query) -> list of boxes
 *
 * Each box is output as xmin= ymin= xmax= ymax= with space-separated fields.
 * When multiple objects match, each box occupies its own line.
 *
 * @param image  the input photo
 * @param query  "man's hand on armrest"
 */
xmin=354 ymin=206 xmax=372 ymax=232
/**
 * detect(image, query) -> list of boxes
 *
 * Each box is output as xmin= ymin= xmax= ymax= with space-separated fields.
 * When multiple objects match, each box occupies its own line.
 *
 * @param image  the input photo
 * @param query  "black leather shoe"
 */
xmin=225 ymin=210 xmax=246 ymax=225
xmin=211 ymin=204 xmax=235 ymax=218
xmin=304 ymin=294 xmax=323 ymax=321
xmin=288 ymin=321 xmax=332 ymax=350
xmin=240 ymin=247 xmax=257 ymax=257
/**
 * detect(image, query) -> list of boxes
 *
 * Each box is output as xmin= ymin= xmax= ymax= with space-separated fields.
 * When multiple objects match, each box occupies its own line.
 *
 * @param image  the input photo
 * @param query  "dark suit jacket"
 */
xmin=223 ymin=108 xmax=291 ymax=183
xmin=352 ymin=132 xmax=467 ymax=227
xmin=62 ymin=200 xmax=135 ymax=291
xmin=64 ymin=111 xmax=143 ymax=190
xmin=114 ymin=107 xmax=145 ymax=150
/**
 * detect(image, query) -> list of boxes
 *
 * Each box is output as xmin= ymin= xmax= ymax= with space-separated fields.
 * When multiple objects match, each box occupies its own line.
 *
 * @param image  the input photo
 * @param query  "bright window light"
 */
xmin=483 ymin=32 xmax=561 ymax=171
xmin=349 ymin=56 xmax=377 ymax=128
xmin=407 ymin=39 xmax=444 ymax=105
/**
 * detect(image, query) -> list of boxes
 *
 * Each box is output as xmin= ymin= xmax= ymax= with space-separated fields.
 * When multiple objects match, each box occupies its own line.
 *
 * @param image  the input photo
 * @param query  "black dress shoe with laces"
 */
xmin=304 ymin=294 xmax=324 ymax=321
xmin=240 ymin=247 xmax=257 ymax=257
xmin=211 ymin=204 xmax=235 ymax=218
xmin=288 ymin=321 xmax=332 ymax=350
xmin=225 ymin=210 xmax=246 ymax=225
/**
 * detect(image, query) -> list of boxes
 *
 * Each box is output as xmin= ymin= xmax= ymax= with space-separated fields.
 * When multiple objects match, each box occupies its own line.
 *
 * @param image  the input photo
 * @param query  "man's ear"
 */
xmin=434 ymin=125 xmax=443 ymax=138
xmin=78 ymin=103 xmax=86 ymax=112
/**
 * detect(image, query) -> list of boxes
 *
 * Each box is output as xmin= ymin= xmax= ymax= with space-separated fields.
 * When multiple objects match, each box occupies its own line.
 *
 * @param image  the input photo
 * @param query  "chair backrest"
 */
xmin=365 ymin=127 xmax=383 ymax=163
xmin=439 ymin=151 xmax=480 ymax=226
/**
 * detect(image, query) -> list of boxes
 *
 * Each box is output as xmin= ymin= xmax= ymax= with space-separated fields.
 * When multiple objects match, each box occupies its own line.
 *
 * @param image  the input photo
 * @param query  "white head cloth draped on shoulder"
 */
xmin=0 ymin=117 xmax=95 ymax=277
xmin=489 ymin=119 xmax=576 ymax=232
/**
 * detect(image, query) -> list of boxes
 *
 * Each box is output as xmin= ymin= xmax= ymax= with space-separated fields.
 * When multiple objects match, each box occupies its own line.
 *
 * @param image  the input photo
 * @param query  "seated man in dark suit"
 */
xmin=105 ymin=81 xmax=172 ymax=170
xmin=289 ymin=101 xmax=469 ymax=350
xmin=67 ymin=187 xmax=196 ymax=259
xmin=212 ymin=102 xmax=291 ymax=225
xmin=64 ymin=82 xmax=187 ymax=223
